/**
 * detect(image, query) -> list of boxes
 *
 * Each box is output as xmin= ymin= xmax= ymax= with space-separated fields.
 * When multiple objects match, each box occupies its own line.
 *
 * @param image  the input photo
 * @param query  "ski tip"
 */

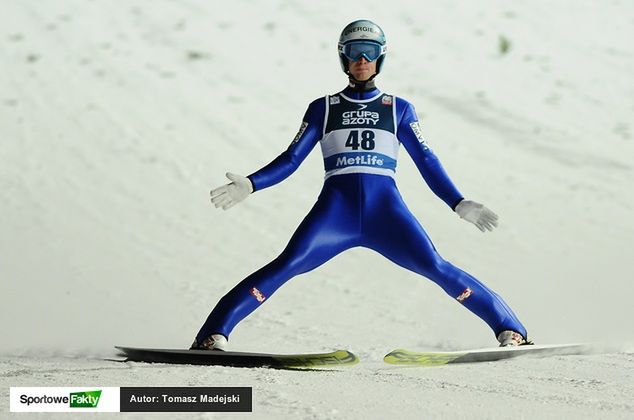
xmin=383 ymin=349 xmax=407 ymax=361
xmin=282 ymin=349 xmax=361 ymax=369
xmin=335 ymin=349 xmax=361 ymax=365
xmin=383 ymin=349 xmax=463 ymax=366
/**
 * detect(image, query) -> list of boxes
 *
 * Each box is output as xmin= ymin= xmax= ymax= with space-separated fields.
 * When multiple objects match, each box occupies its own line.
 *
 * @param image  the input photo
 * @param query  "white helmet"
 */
xmin=338 ymin=20 xmax=387 ymax=76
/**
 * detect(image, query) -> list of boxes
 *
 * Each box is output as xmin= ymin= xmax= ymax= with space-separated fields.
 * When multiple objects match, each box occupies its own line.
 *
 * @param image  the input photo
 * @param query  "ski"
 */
xmin=115 ymin=346 xmax=359 ymax=369
xmin=384 ymin=343 xmax=589 ymax=366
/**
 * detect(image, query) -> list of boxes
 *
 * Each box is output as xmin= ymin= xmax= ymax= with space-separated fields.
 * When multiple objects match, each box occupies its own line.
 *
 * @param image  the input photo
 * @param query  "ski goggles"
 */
xmin=339 ymin=41 xmax=386 ymax=62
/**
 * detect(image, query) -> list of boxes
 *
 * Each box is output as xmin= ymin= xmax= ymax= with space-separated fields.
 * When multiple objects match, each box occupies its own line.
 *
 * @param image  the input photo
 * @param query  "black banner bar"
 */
xmin=120 ymin=387 xmax=252 ymax=412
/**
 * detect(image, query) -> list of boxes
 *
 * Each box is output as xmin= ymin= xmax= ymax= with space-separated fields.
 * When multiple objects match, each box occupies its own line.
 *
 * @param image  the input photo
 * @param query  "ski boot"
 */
xmin=497 ymin=330 xmax=533 ymax=347
xmin=190 ymin=333 xmax=228 ymax=351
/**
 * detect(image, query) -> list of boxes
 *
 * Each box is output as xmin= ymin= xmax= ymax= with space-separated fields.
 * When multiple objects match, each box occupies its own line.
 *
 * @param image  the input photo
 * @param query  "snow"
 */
xmin=1 ymin=0 xmax=633 ymax=418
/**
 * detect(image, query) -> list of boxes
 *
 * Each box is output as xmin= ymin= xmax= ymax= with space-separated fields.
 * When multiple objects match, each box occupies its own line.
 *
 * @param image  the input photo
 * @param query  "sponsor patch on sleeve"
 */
xmin=409 ymin=121 xmax=429 ymax=149
xmin=290 ymin=121 xmax=309 ymax=147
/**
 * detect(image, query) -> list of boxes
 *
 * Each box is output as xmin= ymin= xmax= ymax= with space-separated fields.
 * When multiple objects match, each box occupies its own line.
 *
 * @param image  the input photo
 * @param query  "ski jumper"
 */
xmin=196 ymin=86 xmax=527 ymax=342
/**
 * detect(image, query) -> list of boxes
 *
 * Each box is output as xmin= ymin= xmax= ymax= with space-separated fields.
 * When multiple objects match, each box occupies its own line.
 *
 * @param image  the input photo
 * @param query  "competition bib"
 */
xmin=321 ymin=92 xmax=399 ymax=179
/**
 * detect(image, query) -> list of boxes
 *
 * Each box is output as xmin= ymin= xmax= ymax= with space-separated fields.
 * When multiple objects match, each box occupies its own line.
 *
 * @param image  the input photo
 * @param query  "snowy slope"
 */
xmin=1 ymin=0 xmax=633 ymax=418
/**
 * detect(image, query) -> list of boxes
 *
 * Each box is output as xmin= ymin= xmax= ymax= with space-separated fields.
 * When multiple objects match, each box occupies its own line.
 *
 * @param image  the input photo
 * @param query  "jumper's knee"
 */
xmin=420 ymin=257 xmax=465 ymax=291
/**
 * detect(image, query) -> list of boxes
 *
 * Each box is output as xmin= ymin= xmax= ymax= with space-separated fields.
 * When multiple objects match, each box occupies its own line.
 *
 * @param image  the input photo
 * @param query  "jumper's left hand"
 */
xmin=455 ymin=200 xmax=499 ymax=232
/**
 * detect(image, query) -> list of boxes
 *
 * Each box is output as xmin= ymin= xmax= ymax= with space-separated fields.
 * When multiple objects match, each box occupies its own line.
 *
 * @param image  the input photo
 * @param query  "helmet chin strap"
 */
xmin=347 ymin=72 xmax=378 ymax=91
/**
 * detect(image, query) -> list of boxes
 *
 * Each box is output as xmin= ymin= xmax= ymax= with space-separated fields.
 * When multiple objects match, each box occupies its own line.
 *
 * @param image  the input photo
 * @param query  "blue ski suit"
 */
xmin=196 ymin=86 xmax=527 ymax=342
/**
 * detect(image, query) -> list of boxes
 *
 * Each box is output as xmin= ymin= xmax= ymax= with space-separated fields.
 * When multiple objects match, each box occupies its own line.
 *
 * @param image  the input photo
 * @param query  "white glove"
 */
xmin=455 ymin=200 xmax=499 ymax=232
xmin=210 ymin=172 xmax=253 ymax=210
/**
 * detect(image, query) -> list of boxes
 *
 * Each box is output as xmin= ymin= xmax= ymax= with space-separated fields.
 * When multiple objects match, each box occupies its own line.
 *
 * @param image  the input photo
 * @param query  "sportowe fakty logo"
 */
xmin=19 ymin=390 xmax=102 ymax=408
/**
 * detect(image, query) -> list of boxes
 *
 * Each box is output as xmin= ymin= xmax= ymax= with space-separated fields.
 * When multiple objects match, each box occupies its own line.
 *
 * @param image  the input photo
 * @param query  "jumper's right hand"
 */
xmin=210 ymin=172 xmax=253 ymax=210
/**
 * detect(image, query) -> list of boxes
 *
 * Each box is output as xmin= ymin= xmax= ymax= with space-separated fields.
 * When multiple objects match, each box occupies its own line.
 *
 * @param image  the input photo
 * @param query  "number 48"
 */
xmin=345 ymin=130 xmax=375 ymax=150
